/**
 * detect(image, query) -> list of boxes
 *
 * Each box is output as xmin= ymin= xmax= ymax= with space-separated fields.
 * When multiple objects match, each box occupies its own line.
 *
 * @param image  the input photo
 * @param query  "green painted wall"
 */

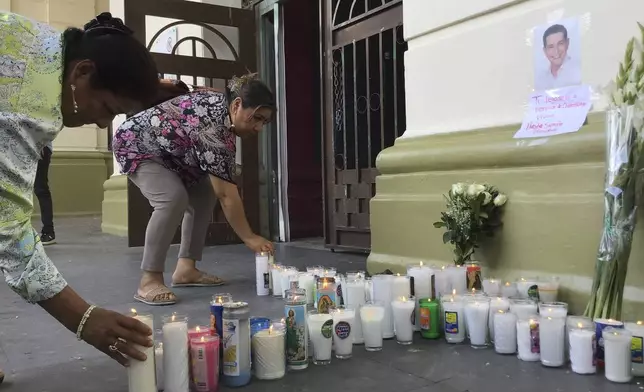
xmin=368 ymin=113 xmax=644 ymax=318
xmin=32 ymin=151 xmax=112 ymax=220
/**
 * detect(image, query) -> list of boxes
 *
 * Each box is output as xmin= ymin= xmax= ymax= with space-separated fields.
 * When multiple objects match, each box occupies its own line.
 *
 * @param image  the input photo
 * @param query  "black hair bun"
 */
xmin=84 ymin=12 xmax=133 ymax=36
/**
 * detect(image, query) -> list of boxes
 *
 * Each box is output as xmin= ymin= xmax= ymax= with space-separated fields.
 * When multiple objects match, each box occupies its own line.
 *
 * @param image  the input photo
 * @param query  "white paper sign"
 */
xmin=513 ymin=85 xmax=592 ymax=139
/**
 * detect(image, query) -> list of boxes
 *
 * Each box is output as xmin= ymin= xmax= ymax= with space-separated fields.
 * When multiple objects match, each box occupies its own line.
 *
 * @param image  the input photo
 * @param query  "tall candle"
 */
xmin=447 ymin=265 xmax=467 ymax=294
xmin=190 ymin=336 xmax=220 ymax=392
xmin=442 ymin=296 xmax=465 ymax=344
xmin=501 ymin=281 xmax=518 ymax=298
xmin=316 ymin=277 xmax=337 ymax=313
xmin=391 ymin=274 xmax=411 ymax=300
xmin=222 ymin=302 xmax=251 ymax=387
xmin=510 ymin=298 xmax=538 ymax=320
xmin=360 ymin=302 xmax=385 ymax=351
xmin=603 ymin=327 xmax=633 ymax=383
xmin=128 ymin=310 xmax=156 ymax=392
xmin=569 ymin=323 xmax=596 ymax=375
xmin=493 ymin=310 xmax=517 ymax=354
xmin=280 ymin=267 xmax=299 ymax=298
xmin=271 ymin=264 xmax=284 ymax=297
xmin=163 ymin=314 xmax=190 ymax=392
xmin=255 ymin=252 xmax=270 ymax=296
xmin=433 ymin=266 xmax=450 ymax=297
xmin=337 ymin=274 xmax=347 ymax=306
xmin=364 ymin=277 xmax=373 ymax=302
xmin=539 ymin=316 xmax=565 ymax=367
xmin=566 ymin=316 xmax=592 ymax=362
xmin=307 ymin=311 xmax=333 ymax=365
xmin=346 ymin=270 xmax=366 ymax=280
xmin=210 ymin=293 xmax=232 ymax=338
xmin=284 ymin=288 xmax=308 ymax=370
xmin=538 ymin=302 xmax=568 ymax=318
xmin=345 ymin=279 xmax=366 ymax=344
xmin=517 ymin=317 xmax=540 ymax=362
xmin=391 ymin=296 xmax=415 ymax=345
xmin=624 ymin=321 xmax=644 ymax=376
xmin=155 ymin=342 xmax=164 ymax=391
xmin=372 ymin=275 xmax=395 ymax=339
xmin=482 ymin=278 xmax=501 ymax=297
xmin=408 ymin=263 xmax=432 ymax=331
xmin=297 ymin=272 xmax=316 ymax=305
xmin=252 ymin=324 xmax=286 ymax=379
xmin=331 ymin=306 xmax=356 ymax=358
xmin=595 ymin=318 xmax=624 ymax=366
xmin=488 ymin=297 xmax=510 ymax=343
xmin=516 ymin=278 xmax=538 ymax=299
xmin=536 ymin=278 xmax=559 ymax=302
xmin=465 ymin=297 xmax=490 ymax=348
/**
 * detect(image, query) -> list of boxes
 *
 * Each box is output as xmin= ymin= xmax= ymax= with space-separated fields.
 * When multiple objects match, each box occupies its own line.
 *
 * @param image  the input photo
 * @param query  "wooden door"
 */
xmin=125 ymin=0 xmax=260 ymax=247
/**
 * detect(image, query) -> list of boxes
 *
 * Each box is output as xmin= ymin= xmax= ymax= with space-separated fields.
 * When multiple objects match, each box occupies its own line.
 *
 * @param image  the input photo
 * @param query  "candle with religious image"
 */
xmin=284 ymin=288 xmax=308 ymax=370
xmin=624 ymin=321 xmax=644 ymax=376
xmin=210 ymin=293 xmax=232 ymax=337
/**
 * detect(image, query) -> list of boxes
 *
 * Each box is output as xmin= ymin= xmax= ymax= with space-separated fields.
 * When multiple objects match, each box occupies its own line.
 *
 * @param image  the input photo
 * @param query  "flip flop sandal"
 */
xmin=134 ymin=286 xmax=177 ymax=306
xmin=171 ymin=274 xmax=226 ymax=288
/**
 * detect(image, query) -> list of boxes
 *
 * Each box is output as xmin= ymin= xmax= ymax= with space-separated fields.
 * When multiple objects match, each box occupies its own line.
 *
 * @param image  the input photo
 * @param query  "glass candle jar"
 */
xmin=517 ymin=316 xmax=540 ymax=362
xmin=625 ymin=321 xmax=644 ymax=376
xmin=330 ymin=306 xmax=356 ymax=358
xmin=419 ymin=298 xmax=440 ymax=339
xmin=371 ymin=274 xmax=395 ymax=339
xmin=360 ymin=301 xmax=385 ymax=351
xmin=284 ymin=288 xmax=308 ymax=370
xmin=391 ymin=296 xmax=415 ymax=345
xmin=538 ymin=302 xmax=568 ymax=318
xmin=441 ymin=295 xmax=465 ymax=344
xmin=482 ymin=278 xmax=501 ymax=297
xmin=569 ymin=322 xmax=596 ymax=375
xmin=539 ymin=316 xmax=566 ymax=367
xmin=501 ymin=281 xmax=518 ymax=298
xmin=306 ymin=310 xmax=333 ymax=365
xmin=565 ymin=316 xmax=593 ymax=362
xmin=162 ymin=314 xmax=190 ymax=392
xmin=509 ymin=298 xmax=538 ymax=320
xmin=488 ymin=297 xmax=510 ymax=343
xmin=493 ymin=310 xmax=517 ymax=354
xmin=210 ymin=293 xmax=232 ymax=337
xmin=316 ymin=277 xmax=337 ymax=313
xmin=464 ymin=261 xmax=482 ymax=291
xmin=603 ymin=327 xmax=633 ymax=383
xmin=221 ymin=302 xmax=251 ymax=387
xmin=271 ymin=264 xmax=284 ymax=297
xmin=464 ymin=296 xmax=490 ymax=349
xmin=251 ymin=323 xmax=286 ymax=380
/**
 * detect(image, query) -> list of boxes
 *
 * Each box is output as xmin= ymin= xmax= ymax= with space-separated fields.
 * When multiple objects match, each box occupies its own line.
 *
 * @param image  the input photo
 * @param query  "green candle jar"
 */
xmin=419 ymin=298 xmax=440 ymax=339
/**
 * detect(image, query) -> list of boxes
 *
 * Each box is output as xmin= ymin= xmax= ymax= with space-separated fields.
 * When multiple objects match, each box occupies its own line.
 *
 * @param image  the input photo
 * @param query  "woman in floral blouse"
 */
xmin=0 ymin=11 xmax=160 ymax=377
xmin=113 ymin=75 xmax=276 ymax=305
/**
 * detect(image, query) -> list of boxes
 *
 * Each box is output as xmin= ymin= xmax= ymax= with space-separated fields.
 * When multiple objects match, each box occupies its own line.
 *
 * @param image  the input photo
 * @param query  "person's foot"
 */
xmin=134 ymin=272 xmax=177 ymax=306
xmin=172 ymin=261 xmax=225 ymax=287
xmin=0 ymin=368 xmax=5 ymax=384
xmin=40 ymin=232 xmax=56 ymax=245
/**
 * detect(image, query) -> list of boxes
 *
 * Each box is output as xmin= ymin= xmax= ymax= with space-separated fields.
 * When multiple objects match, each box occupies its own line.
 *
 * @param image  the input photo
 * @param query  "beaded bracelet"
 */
xmin=76 ymin=305 xmax=97 ymax=341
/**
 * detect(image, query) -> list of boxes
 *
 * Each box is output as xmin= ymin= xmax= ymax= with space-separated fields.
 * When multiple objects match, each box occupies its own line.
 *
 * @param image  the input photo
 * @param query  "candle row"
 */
xmin=482 ymin=277 xmax=560 ymax=302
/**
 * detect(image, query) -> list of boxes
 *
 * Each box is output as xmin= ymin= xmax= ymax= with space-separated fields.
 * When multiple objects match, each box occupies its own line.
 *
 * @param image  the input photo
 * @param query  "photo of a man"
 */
xmin=533 ymin=18 xmax=582 ymax=91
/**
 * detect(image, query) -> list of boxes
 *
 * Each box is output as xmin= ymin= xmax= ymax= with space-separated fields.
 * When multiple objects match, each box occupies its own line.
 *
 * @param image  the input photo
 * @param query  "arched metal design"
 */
xmin=171 ymin=36 xmax=218 ymax=59
xmin=333 ymin=0 xmax=393 ymax=27
xmin=147 ymin=21 xmax=239 ymax=60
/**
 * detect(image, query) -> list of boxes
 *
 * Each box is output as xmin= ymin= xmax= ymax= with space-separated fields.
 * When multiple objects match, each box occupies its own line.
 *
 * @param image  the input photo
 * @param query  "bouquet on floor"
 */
xmin=585 ymin=23 xmax=644 ymax=320
xmin=433 ymin=183 xmax=507 ymax=266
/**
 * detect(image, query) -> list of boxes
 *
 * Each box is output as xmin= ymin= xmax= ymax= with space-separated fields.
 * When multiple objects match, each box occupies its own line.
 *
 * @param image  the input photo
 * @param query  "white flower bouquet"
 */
xmin=585 ymin=23 xmax=644 ymax=319
xmin=434 ymin=183 xmax=507 ymax=266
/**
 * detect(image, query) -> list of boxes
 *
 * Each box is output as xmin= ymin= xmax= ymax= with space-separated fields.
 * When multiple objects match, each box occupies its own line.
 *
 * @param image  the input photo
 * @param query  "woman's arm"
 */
xmin=209 ymin=175 xmax=273 ymax=253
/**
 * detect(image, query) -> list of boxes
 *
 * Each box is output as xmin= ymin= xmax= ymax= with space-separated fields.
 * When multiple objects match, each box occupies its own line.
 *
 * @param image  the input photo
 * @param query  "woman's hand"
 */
xmin=244 ymin=235 xmax=274 ymax=254
xmin=81 ymin=307 xmax=153 ymax=367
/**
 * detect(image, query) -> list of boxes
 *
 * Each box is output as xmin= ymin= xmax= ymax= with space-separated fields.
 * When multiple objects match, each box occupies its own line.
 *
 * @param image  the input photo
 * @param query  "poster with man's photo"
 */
xmin=533 ymin=17 xmax=582 ymax=91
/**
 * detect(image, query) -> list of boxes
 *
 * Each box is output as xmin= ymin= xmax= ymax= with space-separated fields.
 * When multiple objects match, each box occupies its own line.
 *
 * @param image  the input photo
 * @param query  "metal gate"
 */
xmin=322 ymin=0 xmax=407 ymax=252
xmin=125 ymin=0 xmax=260 ymax=247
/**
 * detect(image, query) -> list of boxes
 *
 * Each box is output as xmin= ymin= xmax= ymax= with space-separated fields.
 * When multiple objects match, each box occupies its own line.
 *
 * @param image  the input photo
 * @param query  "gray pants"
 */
xmin=129 ymin=161 xmax=216 ymax=272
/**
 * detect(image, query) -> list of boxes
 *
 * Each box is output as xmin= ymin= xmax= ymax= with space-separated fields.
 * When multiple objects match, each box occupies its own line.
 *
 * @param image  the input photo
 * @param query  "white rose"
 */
xmin=467 ymin=184 xmax=486 ymax=197
xmin=482 ymin=192 xmax=492 ymax=205
xmin=493 ymin=194 xmax=508 ymax=207
xmin=451 ymin=183 xmax=466 ymax=195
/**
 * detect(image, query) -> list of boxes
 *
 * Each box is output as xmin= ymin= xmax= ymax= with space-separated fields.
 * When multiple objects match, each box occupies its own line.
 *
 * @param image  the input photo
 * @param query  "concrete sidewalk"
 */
xmin=0 ymin=217 xmax=637 ymax=392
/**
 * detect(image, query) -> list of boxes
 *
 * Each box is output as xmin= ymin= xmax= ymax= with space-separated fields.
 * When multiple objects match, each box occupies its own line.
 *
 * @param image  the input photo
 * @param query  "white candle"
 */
xmin=510 ymin=299 xmax=538 ymax=320
xmin=364 ymin=278 xmax=373 ymax=302
xmin=536 ymin=278 xmax=559 ymax=302
xmin=433 ymin=267 xmax=450 ymax=296
xmin=488 ymin=297 xmax=510 ymax=342
xmin=447 ymin=266 xmax=467 ymax=294
xmin=360 ymin=302 xmax=385 ymax=351
xmin=255 ymin=252 xmax=270 ymax=296
xmin=465 ymin=297 xmax=490 ymax=348
xmin=323 ymin=268 xmax=337 ymax=277
xmin=603 ymin=327 xmax=633 ymax=383
xmin=517 ymin=317 xmax=540 ymax=362
xmin=501 ymin=282 xmax=518 ymax=298
xmin=337 ymin=274 xmax=347 ymax=305
xmin=493 ymin=311 xmax=517 ymax=354
xmin=331 ymin=307 xmax=355 ymax=358
xmin=280 ymin=268 xmax=298 ymax=298
xmin=128 ymin=310 xmax=156 ymax=392
xmin=297 ymin=272 xmax=316 ymax=305
xmin=271 ymin=264 xmax=283 ymax=297
xmin=345 ymin=279 xmax=366 ymax=344
xmin=442 ymin=296 xmax=465 ymax=344
xmin=372 ymin=275 xmax=395 ymax=339
xmin=307 ymin=311 xmax=333 ymax=364
xmin=252 ymin=325 xmax=286 ymax=379
xmin=391 ymin=296 xmax=415 ymax=345
xmin=155 ymin=343 xmax=164 ymax=391
xmin=565 ymin=316 xmax=592 ymax=362
xmin=515 ymin=278 xmax=538 ymax=299
xmin=538 ymin=302 xmax=568 ymax=318
xmin=163 ymin=314 xmax=190 ymax=392
xmin=482 ymin=278 xmax=501 ymax=297
xmin=625 ymin=321 xmax=644 ymax=377
xmin=391 ymin=274 xmax=411 ymax=300
xmin=569 ymin=325 xmax=596 ymax=375
xmin=407 ymin=264 xmax=432 ymax=331
xmin=539 ymin=316 xmax=565 ymax=367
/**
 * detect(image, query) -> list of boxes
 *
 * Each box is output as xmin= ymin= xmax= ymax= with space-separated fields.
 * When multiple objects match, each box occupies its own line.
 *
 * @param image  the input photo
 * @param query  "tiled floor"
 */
xmin=0 ymin=217 xmax=638 ymax=391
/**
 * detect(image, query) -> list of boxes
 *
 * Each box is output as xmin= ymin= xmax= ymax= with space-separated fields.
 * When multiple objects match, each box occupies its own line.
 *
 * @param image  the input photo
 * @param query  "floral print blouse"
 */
xmin=0 ymin=12 xmax=68 ymax=303
xmin=113 ymin=90 xmax=237 ymax=186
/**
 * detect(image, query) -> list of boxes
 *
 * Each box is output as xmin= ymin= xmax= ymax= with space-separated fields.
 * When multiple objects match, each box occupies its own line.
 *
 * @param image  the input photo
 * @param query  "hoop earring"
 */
xmin=71 ymin=84 xmax=78 ymax=114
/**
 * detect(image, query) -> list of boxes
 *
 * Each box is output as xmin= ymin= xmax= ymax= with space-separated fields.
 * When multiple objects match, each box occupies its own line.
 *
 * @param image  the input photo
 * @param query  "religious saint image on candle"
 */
xmin=533 ymin=17 xmax=582 ymax=91
xmin=286 ymin=309 xmax=307 ymax=363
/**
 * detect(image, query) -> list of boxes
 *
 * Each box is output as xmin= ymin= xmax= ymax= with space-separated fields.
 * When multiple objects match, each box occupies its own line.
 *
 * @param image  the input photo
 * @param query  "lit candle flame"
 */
xmin=420 ymin=261 xmax=423 ymax=266
xmin=323 ymin=281 xmax=328 ymax=289
xmin=269 ymin=325 xmax=273 ymax=335
xmin=402 ymin=296 xmax=407 ymax=302
xmin=471 ymin=288 xmax=476 ymax=293
xmin=577 ymin=322 xmax=583 ymax=328
xmin=498 ymin=310 xmax=505 ymax=314
xmin=520 ymin=277 xmax=526 ymax=282
xmin=441 ymin=266 xmax=446 ymax=271
xmin=280 ymin=318 xmax=285 ymax=324
xmin=396 ymin=273 xmax=400 ymax=277
xmin=505 ymin=282 xmax=511 ymax=287
xmin=200 ymin=336 xmax=205 ymax=342
xmin=196 ymin=326 xmax=201 ymax=332
xmin=452 ymin=289 xmax=456 ymax=296
xmin=547 ymin=317 xmax=552 ymax=321
xmin=638 ymin=321 xmax=643 ymax=326
xmin=172 ymin=314 xmax=176 ymax=322
xmin=131 ymin=308 xmax=137 ymax=317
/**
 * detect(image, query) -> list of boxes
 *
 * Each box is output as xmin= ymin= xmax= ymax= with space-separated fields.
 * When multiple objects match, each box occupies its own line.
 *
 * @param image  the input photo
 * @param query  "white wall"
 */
xmin=401 ymin=0 xmax=644 ymax=138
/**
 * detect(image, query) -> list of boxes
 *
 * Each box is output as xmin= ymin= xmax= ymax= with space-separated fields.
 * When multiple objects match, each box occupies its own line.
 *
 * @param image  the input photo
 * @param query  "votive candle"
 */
xmin=465 ymin=296 xmax=490 ymax=348
xmin=128 ymin=310 xmax=156 ymax=392
xmin=442 ymin=296 xmax=465 ymax=344
xmin=331 ymin=306 xmax=356 ymax=358
xmin=488 ymin=297 xmax=510 ymax=343
xmin=360 ymin=302 xmax=385 ymax=351
xmin=372 ymin=275 xmax=395 ymax=339
xmin=391 ymin=296 xmax=415 ymax=345
xmin=190 ymin=336 xmax=220 ymax=392
xmin=517 ymin=317 xmax=540 ymax=362
xmin=510 ymin=298 xmax=538 ymax=320
xmin=624 ymin=321 xmax=644 ymax=377
xmin=493 ymin=310 xmax=517 ymax=354
xmin=603 ymin=327 xmax=633 ymax=383
xmin=482 ymin=278 xmax=501 ymax=297
xmin=501 ymin=281 xmax=518 ymax=298
xmin=251 ymin=324 xmax=286 ymax=379
xmin=163 ymin=314 xmax=190 ymax=392
xmin=307 ymin=311 xmax=333 ymax=365
xmin=569 ymin=323 xmax=596 ymax=375
xmin=539 ymin=316 xmax=565 ymax=367
xmin=447 ymin=265 xmax=467 ymax=294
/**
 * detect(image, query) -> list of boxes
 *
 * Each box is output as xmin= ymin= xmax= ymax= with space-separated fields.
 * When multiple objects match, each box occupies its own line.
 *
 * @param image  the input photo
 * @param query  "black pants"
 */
xmin=34 ymin=147 xmax=54 ymax=234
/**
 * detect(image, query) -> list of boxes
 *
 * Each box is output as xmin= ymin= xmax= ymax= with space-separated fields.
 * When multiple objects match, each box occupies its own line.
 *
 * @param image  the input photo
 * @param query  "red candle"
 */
xmin=188 ymin=325 xmax=210 ymax=341
xmin=190 ymin=336 xmax=220 ymax=392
